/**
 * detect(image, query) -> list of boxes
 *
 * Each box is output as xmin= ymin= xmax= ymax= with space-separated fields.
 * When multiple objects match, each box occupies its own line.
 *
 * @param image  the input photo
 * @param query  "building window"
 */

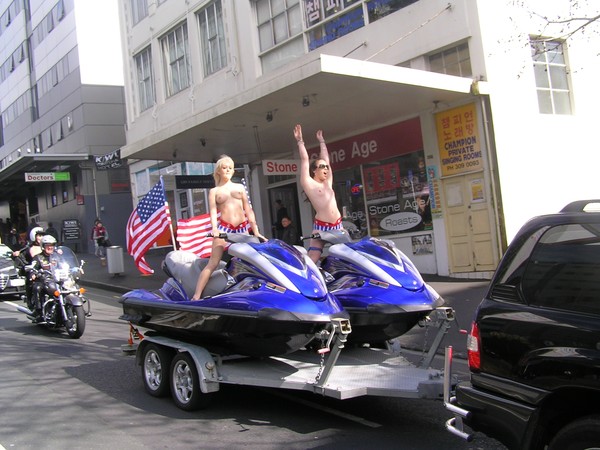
xmin=257 ymin=0 xmax=302 ymax=52
xmin=135 ymin=46 xmax=155 ymax=111
xmin=531 ymin=39 xmax=572 ymax=115
xmin=161 ymin=23 xmax=191 ymax=96
xmin=256 ymin=0 xmax=303 ymax=72
xmin=197 ymin=1 xmax=227 ymax=77
xmin=131 ymin=0 xmax=148 ymax=25
xmin=305 ymin=0 xmax=365 ymax=51
xmin=428 ymin=43 xmax=472 ymax=77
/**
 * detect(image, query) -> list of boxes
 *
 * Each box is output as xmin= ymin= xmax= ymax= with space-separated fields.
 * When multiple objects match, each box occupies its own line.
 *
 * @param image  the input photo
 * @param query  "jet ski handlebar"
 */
xmin=206 ymin=233 xmax=264 ymax=244
xmin=300 ymin=229 xmax=352 ymax=244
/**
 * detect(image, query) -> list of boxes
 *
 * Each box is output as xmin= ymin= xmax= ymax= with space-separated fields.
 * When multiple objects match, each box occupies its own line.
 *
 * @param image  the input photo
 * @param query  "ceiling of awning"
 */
xmin=0 ymin=154 xmax=90 ymax=200
xmin=121 ymin=55 xmax=485 ymax=167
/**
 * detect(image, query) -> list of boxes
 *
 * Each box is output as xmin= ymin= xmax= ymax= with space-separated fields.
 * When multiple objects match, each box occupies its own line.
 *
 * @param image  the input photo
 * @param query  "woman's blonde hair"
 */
xmin=214 ymin=155 xmax=234 ymax=184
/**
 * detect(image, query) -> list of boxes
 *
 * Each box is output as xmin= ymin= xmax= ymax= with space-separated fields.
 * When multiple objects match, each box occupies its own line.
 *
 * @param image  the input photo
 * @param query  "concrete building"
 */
xmin=0 ymin=0 xmax=129 ymax=251
xmin=118 ymin=0 xmax=600 ymax=278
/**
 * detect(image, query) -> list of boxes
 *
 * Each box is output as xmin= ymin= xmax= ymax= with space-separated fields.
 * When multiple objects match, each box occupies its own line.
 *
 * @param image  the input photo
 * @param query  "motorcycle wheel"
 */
xmin=170 ymin=353 xmax=213 ymax=411
xmin=65 ymin=305 xmax=85 ymax=338
xmin=142 ymin=343 xmax=173 ymax=397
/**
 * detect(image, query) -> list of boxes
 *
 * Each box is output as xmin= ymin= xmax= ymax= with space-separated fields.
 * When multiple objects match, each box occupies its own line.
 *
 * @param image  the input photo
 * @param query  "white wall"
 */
xmin=477 ymin=0 xmax=600 ymax=241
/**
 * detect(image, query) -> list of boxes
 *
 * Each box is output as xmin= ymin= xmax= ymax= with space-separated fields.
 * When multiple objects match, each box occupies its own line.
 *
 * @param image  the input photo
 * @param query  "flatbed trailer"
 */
xmin=125 ymin=307 xmax=455 ymax=411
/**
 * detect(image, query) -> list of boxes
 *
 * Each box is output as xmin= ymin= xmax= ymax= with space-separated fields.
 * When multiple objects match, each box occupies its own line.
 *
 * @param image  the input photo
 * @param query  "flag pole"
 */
xmin=160 ymin=176 xmax=178 ymax=251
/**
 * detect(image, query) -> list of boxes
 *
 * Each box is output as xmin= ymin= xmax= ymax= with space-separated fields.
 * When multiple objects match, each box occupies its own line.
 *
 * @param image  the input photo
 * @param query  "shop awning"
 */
xmin=121 ymin=54 xmax=489 ymax=166
xmin=0 ymin=153 xmax=90 ymax=198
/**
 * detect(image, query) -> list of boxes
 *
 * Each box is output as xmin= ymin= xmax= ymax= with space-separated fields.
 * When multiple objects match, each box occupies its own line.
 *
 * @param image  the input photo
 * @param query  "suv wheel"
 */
xmin=548 ymin=415 xmax=600 ymax=450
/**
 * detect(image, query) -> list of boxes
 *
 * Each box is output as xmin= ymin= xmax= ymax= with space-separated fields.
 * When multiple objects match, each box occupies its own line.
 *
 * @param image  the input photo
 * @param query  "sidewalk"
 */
xmin=77 ymin=247 xmax=171 ymax=294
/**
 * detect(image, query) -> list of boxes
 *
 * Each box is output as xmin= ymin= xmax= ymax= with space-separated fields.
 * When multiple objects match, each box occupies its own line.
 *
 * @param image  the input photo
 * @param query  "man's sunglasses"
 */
xmin=317 ymin=164 xmax=329 ymax=170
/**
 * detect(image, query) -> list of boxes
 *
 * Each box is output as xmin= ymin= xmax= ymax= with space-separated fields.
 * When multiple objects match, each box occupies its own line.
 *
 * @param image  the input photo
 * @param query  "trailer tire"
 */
xmin=170 ymin=352 xmax=212 ymax=411
xmin=142 ymin=343 xmax=173 ymax=397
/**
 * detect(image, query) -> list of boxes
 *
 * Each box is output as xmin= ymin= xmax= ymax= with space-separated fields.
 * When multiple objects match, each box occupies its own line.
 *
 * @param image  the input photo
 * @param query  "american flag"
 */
xmin=126 ymin=178 xmax=171 ymax=274
xmin=176 ymin=213 xmax=216 ymax=258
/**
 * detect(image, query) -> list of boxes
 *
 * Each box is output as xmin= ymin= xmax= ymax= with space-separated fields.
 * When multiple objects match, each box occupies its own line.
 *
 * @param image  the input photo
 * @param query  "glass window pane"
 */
xmin=531 ymin=41 xmax=545 ymax=62
xmin=256 ymin=0 xmax=270 ymax=24
xmin=460 ymin=58 xmax=472 ymax=77
xmin=546 ymin=43 xmax=565 ymax=64
xmin=445 ymin=62 xmax=460 ymax=77
xmin=273 ymin=13 xmax=287 ymax=44
xmin=272 ymin=0 xmax=286 ymax=16
xmin=288 ymin=4 xmax=302 ymax=35
xmin=259 ymin=23 xmax=273 ymax=51
xmin=537 ymin=90 xmax=553 ymax=114
xmin=549 ymin=65 xmax=568 ymax=90
xmin=552 ymin=91 xmax=571 ymax=115
xmin=533 ymin=64 xmax=549 ymax=88
xmin=443 ymin=48 xmax=458 ymax=67
xmin=429 ymin=53 xmax=443 ymax=73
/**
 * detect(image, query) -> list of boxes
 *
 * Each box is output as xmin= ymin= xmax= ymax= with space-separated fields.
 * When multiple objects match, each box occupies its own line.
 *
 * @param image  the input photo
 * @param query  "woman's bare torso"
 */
xmin=214 ymin=183 xmax=246 ymax=225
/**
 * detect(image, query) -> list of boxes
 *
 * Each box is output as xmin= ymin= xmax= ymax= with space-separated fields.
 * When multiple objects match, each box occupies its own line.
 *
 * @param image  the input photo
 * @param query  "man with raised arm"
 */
xmin=293 ymin=124 xmax=342 ymax=263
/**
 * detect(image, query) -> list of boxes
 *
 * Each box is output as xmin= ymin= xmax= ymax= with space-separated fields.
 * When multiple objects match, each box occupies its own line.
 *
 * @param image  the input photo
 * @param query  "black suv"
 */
xmin=444 ymin=200 xmax=600 ymax=450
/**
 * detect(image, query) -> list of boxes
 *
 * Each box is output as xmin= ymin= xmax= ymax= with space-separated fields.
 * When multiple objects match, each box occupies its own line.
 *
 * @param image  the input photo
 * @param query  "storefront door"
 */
xmin=268 ymin=184 xmax=300 ymax=239
xmin=443 ymin=172 xmax=496 ymax=273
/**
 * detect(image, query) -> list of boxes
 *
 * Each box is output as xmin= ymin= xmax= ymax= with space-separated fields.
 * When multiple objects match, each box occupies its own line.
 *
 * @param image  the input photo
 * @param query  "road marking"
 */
xmin=264 ymin=389 xmax=382 ymax=428
xmin=3 ymin=300 xmax=23 ymax=311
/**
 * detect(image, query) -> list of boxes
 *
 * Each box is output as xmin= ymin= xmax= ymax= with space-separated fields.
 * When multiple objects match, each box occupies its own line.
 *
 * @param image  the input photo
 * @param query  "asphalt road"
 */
xmin=0 ymin=284 xmax=506 ymax=450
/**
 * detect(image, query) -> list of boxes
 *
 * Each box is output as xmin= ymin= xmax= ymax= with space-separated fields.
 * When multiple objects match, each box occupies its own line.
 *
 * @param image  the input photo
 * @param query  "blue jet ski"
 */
xmin=317 ymin=230 xmax=444 ymax=344
xmin=120 ymin=234 xmax=348 ymax=357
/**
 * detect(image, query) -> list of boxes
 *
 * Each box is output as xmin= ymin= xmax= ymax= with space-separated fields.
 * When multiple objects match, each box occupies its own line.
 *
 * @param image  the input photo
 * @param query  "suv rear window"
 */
xmin=522 ymin=223 xmax=600 ymax=315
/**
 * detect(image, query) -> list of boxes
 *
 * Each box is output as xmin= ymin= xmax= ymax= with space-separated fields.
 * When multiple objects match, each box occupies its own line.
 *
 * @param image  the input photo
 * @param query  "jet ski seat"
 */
xmin=163 ymin=250 xmax=232 ymax=299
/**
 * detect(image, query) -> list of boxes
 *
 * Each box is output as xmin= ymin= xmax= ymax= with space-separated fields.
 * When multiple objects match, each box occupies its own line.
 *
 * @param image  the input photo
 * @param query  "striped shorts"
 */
xmin=313 ymin=217 xmax=343 ymax=232
xmin=217 ymin=219 xmax=249 ymax=234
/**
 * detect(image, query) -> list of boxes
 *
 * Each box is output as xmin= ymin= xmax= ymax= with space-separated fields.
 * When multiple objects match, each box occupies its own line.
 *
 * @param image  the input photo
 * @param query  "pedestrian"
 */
xmin=5 ymin=227 xmax=19 ymax=251
xmin=45 ymin=222 xmax=60 ymax=243
xmin=272 ymin=199 xmax=288 ymax=239
xmin=92 ymin=220 xmax=109 ymax=265
xmin=280 ymin=216 xmax=300 ymax=246
xmin=192 ymin=155 xmax=266 ymax=300
xmin=293 ymin=124 xmax=343 ymax=263
xmin=26 ymin=218 xmax=39 ymax=235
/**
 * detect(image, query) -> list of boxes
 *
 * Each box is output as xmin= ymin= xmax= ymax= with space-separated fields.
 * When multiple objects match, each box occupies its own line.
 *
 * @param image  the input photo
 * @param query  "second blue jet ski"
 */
xmin=317 ymin=230 xmax=444 ymax=345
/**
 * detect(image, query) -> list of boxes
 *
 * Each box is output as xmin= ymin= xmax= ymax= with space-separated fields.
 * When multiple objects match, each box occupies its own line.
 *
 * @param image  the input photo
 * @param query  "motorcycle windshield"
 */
xmin=50 ymin=246 xmax=80 ymax=279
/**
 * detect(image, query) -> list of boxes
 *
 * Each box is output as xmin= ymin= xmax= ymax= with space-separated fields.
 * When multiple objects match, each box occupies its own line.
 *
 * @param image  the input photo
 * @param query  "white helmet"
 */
xmin=29 ymin=226 xmax=44 ymax=242
xmin=41 ymin=235 xmax=57 ymax=247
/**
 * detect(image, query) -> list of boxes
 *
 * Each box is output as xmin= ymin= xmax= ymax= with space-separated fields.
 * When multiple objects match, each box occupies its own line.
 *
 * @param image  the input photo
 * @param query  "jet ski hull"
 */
xmin=120 ymin=278 xmax=348 ymax=357
xmin=321 ymin=235 xmax=443 ymax=344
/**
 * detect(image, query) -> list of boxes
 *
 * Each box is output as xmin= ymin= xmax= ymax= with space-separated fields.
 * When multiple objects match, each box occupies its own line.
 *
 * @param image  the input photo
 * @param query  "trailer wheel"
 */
xmin=170 ymin=352 xmax=212 ymax=411
xmin=142 ymin=343 xmax=173 ymax=397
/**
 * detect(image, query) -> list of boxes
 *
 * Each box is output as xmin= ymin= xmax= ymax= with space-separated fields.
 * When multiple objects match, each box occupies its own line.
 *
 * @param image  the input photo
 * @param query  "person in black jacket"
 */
xmin=29 ymin=235 xmax=59 ymax=321
xmin=281 ymin=216 xmax=300 ymax=246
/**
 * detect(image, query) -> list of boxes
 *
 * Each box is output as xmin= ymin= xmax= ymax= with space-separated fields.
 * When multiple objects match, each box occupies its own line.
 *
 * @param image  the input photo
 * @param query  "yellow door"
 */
xmin=443 ymin=172 xmax=497 ymax=273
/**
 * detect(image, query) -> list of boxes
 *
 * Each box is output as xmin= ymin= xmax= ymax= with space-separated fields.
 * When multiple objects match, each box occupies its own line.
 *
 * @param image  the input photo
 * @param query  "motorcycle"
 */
xmin=17 ymin=246 xmax=90 ymax=338
xmin=312 ymin=229 xmax=445 ymax=345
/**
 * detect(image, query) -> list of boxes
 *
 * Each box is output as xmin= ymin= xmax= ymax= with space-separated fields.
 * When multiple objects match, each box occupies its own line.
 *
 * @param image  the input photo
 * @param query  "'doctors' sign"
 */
xmin=25 ymin=172 xmax=71 ymax=182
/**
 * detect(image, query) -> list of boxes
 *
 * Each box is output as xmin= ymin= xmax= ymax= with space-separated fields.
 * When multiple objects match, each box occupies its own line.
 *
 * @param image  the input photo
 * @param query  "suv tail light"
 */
xmin=467 ymin=322 xmax=481 ymax=372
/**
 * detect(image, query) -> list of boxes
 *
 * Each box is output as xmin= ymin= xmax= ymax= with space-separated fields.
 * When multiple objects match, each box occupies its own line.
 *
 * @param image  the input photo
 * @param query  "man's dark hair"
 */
xmin=309 ymin=159 xmax=319 ymax=178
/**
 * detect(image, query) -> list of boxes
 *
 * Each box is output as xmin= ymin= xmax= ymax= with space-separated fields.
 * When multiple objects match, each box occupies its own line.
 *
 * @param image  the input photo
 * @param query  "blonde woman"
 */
xmin=192 ymin=155 xmax=266 ymax=300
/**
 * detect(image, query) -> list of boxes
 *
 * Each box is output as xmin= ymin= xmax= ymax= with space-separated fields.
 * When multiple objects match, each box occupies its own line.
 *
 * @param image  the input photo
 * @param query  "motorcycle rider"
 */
xmin=13 ymin=227 xmax=45 ymax=312
xmin=13 ymin=226 xmax=45 ymax=264
xmin=29 ymin=235 xmax=59 ymax=322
